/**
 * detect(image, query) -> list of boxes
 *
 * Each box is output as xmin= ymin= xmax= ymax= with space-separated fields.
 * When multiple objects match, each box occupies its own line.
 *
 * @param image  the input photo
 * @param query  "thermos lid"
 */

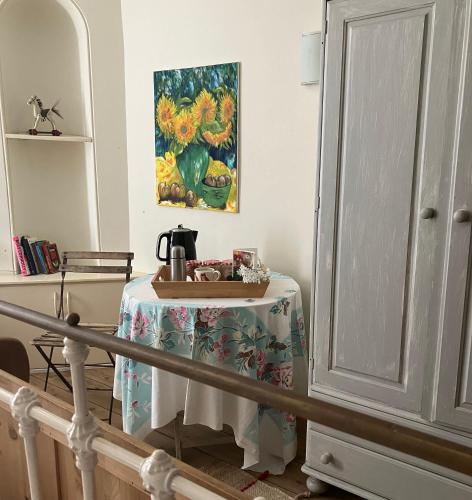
xmin=171 ymin=245 xmax=186 ymax=258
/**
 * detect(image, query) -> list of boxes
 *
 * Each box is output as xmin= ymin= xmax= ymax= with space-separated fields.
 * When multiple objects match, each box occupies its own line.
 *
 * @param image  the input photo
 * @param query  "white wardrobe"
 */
xmin=304 ymin=0 xmax=472 ymax=498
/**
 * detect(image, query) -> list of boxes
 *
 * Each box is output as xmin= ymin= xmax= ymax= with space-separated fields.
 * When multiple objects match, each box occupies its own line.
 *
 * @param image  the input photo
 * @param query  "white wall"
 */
xmin=121 ymin=0 xmax=321 ymax=321
xmin=77 ymin=0 xmax=130 ymax=252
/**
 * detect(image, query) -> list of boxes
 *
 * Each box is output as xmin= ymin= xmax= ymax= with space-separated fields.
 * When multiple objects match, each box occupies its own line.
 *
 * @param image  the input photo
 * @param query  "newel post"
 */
xmin=11 ymin=386 xmax=42 ymax=500
xmin=62 ymin=313 xmax=99 ymax=500
xmin=140 ymin=449 xmax=179 ymax=500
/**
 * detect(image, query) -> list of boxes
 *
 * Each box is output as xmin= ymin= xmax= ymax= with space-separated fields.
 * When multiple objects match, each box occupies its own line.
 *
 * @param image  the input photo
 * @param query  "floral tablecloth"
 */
xmin=113 ymin=273 xmax=307 ymax=474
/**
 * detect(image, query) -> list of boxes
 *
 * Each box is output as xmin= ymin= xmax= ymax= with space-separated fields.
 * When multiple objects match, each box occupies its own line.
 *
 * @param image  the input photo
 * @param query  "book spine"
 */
xmin=18 ymin=237 xmax=29 ymax=274
xmin=21 ymin=237 xmax=36 ymax=275
xmin=28 ymin=238 xmax=41 ymax=274
xmin=26 ymin=238 xmax=38 ymax=275
xmin=48 ymin=243 xmax=61 ymax=271
xmin=33 ymin=241 xmax=47 ymax=274
xmin=12 ymin=236 xmax=29 ymax=276
xmin=42 ymin=242 xmax=55 ymax=273
xmin=39 ymin=242 xmax=48 ymax=274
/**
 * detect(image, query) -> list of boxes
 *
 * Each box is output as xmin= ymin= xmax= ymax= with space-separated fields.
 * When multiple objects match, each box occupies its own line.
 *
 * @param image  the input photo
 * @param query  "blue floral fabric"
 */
xmin=114 ymin=273 xmax=307 ymax=470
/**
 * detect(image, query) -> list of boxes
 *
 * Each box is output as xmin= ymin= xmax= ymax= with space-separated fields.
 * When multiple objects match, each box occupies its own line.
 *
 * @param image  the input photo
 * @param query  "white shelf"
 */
xmin=0 ymin=271 xmax=144 ymax=286
xmin=5 ymin=133 xmax=93 ymax=143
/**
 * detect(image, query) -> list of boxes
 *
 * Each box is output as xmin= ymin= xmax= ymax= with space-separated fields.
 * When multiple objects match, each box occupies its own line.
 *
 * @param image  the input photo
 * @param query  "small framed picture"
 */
xmin=233 ymin=248 xmax=258 ymax=276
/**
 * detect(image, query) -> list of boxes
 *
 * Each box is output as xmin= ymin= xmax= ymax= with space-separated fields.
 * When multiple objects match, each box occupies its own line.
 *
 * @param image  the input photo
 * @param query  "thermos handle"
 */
xmin=157 ymin=232 xmax=170 ymax=262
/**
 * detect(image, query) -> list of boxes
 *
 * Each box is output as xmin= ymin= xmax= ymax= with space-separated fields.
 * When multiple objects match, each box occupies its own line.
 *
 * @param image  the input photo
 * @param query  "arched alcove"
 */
xmin=0 ymin=0 xmax=99 ymax=272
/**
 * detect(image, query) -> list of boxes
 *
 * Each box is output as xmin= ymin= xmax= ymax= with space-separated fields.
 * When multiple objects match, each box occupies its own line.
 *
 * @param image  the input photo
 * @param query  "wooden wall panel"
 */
xmin=56 ymin=442 xmax=84 ymax=500
xmin=95 ymin=465 xmax=149 ymax=500
xmin=0 ymin=407 xmax=28 ymax=500
xmin=36 ymin=432 xmax=61 ymax=500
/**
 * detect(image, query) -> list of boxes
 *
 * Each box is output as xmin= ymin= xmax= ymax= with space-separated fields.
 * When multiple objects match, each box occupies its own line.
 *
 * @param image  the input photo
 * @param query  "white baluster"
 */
xmin=63 ymin=335 xmax=100 ymax=500
xmin=140 ymin=449 xmax=179 ymax=500
xmin=10 ymin=387 xmax=42 ymax=500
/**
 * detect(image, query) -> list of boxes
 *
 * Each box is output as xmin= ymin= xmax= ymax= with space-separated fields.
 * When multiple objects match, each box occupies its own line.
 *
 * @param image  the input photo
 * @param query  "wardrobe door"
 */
xmin=313 ymin=0 xmax=455 ymax=412
xmin=433 ymin=11 xmax=472 ymax=433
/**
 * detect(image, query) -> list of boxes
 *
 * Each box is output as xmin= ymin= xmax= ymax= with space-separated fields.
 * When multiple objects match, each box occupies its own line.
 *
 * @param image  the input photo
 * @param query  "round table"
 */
xmin=113 ymin=273 xmax=307 ymax=474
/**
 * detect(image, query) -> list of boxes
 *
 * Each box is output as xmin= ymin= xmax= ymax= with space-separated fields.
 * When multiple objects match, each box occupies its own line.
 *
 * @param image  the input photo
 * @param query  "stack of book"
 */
xmin=12 ymin=235 xmax=61 ymax=276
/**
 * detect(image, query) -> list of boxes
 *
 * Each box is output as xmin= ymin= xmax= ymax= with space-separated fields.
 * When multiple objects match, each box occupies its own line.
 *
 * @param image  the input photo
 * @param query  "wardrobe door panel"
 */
xmin=433 ymin=11 xmax=472 ymax=432
xmin=328 ymin=11 xmax=425 ymax=384
xmin=313 ymin=0 xmax=454 ymax=412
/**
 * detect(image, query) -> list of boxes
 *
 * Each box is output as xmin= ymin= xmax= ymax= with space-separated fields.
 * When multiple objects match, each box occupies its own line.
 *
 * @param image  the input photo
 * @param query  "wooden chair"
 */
xmin=0 ymin=338 xmax=30 ymax=382
xmin=31 ymin=251 xmax=134 ymax=424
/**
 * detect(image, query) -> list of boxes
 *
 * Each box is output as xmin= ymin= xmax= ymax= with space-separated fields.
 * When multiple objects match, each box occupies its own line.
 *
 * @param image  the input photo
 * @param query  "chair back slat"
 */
xmin=59 ymin=264 xmax=132 ymax=275
xmin=55 ymin=251 xmax=134 ymax=320
xmin=62 ymin=251 xmax=133 ymax=282
xmin=63 ymin=251 xmax=134 ymax=260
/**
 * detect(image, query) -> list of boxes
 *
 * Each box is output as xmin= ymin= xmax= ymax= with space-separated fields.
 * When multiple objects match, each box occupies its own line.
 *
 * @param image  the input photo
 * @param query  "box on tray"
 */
xmin=186 ymin=259 xmax=233 ymax=280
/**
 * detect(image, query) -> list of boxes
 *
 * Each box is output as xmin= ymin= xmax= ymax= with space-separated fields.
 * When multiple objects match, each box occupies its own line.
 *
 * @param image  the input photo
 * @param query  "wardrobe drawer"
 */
xmin=306 ymin=429 xmax=472 ymax=500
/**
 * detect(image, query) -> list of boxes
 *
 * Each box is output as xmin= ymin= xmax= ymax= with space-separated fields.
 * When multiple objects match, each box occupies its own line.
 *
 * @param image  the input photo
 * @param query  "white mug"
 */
xmin=195 ymin=267 xmax=221 ymax=282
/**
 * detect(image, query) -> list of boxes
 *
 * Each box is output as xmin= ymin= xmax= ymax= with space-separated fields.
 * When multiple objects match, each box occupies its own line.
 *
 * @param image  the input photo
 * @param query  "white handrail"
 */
xmin=1 ymin=383 xmax=231 ymax=499
xmin=1 ymin=330 xmax=268 ymax=499
xmin=92 ymin=436 xmax=143 ymax=470
xmin=0 ymin=386 xmax=12 ymax=404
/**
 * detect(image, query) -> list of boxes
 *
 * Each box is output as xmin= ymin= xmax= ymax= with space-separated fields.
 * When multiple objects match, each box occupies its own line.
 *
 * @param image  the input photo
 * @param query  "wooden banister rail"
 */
xmin=1 ymin=299 xmax=472 ymax=477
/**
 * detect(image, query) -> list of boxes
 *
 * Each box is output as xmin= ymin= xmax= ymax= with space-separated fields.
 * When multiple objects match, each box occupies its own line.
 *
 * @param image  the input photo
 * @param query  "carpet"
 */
xmin=198 ymin=456 xmax=293 ymax=499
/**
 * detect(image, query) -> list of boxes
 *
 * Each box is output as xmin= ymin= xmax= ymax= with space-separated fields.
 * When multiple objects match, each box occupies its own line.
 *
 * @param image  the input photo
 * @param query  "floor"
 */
xmin=31 ymin=367 xmax=359 ymax=499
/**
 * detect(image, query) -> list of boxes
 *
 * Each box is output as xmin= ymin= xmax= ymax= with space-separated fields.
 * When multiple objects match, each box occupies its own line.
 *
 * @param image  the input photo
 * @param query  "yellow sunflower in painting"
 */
xmin=192 ymin=89 xmax=217 ymax=125
xmin=174 ymin=110 xmax=197 ymax=146
xmin=156 ymin=95 xmax=176 ymax=137
xmin=202 ymin=122 xmax=232 ymax=147
xmin=219 ymin=93 xmax=235 ymax=124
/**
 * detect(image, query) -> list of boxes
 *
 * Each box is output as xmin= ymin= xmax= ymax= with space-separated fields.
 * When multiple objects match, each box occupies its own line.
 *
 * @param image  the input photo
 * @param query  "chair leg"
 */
xmin=43 ymin=346 xmax=54 ymax=391
xmin=108 ymin=392 xmax=114 ymax=425
xmin=174 ymin=412 xmax=183 ymax=460
xmin=106 ymin=351 xmax=115 ymax=367
xmin=35 ymin=345 xmax=73 ymax=392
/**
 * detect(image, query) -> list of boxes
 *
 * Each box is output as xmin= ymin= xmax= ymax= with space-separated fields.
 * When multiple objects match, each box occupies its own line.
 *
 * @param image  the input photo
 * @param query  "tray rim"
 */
xmin=150 ymin=266 xmax=270 ymax=298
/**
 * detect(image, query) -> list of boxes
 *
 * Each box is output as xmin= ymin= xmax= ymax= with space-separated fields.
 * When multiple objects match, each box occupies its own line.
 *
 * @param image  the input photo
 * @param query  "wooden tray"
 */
xmin=151 ymin=265 xmax=269 ymax=299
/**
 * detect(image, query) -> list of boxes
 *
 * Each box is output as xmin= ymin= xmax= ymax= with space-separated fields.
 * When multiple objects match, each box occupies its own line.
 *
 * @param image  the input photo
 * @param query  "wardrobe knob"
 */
xmin=420 ymin=207 xmax=436 ymax=219
xmin=453 ymin=209 xmax=470 ymax=223
xmin=320 ymin=452 xmax=333 ymax=464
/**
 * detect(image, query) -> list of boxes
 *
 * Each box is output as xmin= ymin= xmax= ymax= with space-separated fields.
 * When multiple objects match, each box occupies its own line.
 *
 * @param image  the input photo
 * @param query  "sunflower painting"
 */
xmin=154 ymin=63 xmax=239 ymax=212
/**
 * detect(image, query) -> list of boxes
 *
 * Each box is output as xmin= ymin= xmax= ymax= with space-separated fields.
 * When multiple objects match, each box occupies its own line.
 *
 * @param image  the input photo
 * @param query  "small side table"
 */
xmin=113 ymin=273 xmax=307 ymax=474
